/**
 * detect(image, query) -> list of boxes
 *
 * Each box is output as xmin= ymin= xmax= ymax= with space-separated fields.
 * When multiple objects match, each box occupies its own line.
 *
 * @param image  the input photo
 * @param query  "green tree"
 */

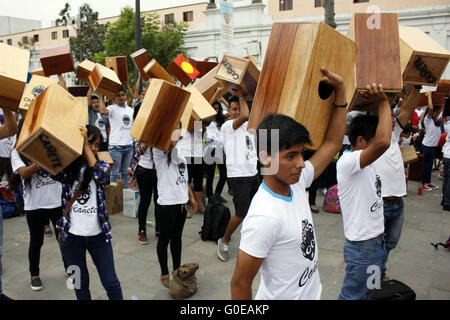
xmin=18 ymin=36 xmax=38 ymax=68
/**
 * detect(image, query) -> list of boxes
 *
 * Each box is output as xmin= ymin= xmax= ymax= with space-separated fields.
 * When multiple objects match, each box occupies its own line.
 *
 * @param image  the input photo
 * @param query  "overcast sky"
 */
xmin=0 ymin=0 xmax=206 ymax=27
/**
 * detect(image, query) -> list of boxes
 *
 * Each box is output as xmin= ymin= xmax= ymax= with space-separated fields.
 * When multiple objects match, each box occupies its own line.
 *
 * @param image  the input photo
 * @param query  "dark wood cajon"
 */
xmin=143 ymin=59 xmax=175 ymax=84
xmin=436 ymin=79 xmax=450 ymax=96
xmin=105 ymin=56 xmax=128 ymax=84
xmin=130 ymin=79 xmax=191 ymax=151
xmin=68 ymin=85 xmax=90 ymax=97
xmin=347 ymin=13 xmax=403 ymax=110
xmin=399 ymin=26 xmax=450 ymax=86
xmin=76 ymin=59 xmax=96 ymax=83
xmin=215 ymin=55 xmax=260 ymax=98
xmin=167 ymin=54 xmax=200 ymax=86
xmin=417 ymin=92 xmax=446 ymax=107
xmin=193 ymin=66 xmax=227 ymax=103
xmin=88 ymin=64 xmax=122 ymax=98
xmin=0 ymin=43 xmax=30 ymax=111
xmin=189 ymin=58 xmax=218 ymax=78
xmin=248 ymin=22 xmax=357 ymax=150
xmin=16 ymin=83 xmax=88 ymax=175
xmin=130 ymin=49 xmax=151 ymax=81
xmin=40 ymin=45 xmax=74 ymax=76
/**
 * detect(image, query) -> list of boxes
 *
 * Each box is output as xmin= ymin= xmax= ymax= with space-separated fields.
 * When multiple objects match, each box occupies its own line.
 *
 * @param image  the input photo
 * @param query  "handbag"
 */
xmin=57 ymin=188 xmax=81 ymax=242
xmin=168 ymin=263 xmax=199 ymax=300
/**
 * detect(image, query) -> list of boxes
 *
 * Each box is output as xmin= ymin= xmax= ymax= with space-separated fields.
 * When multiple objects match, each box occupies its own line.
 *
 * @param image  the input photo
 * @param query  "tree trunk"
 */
xmin=324 ymin=0 xmax=337 ymax=29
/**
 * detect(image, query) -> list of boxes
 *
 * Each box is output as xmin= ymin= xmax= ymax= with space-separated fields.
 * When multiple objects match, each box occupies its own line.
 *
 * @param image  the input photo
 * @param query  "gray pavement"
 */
xmin=1 ymin=171 xmax=449 ymax=300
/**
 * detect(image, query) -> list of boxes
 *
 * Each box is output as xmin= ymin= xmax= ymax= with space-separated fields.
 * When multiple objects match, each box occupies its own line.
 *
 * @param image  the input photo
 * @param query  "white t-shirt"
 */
xmin=422 ymin=115 xmax=441 ymax=147
xmin=221 ymin=120 xmax=257 ymax=178
xmin=153 ymin=147 xmax=189 ymax=205
xmin=337 ymin=150 xmax=385 ymax=241
xmin=138 ymin=147 xmax=154 ymax=169
xmin=206 ymin=121 xmax=222 ymax=143
xmin=10 ymin=149 xmax=62 ymax=211
xmin=443 ymin=121 xmax=450 ymax=159
xmin=94 ymin=112 xmax=108 ymax=143
xmin=177 ymin=129 xmax=203 ymax=158
xmin=399 ymin=136 xmax=411 ymax=148
xmin=68 ymin=167 xmax=101 ymax=237
xmin=240 ymin=161 xmax=321 ymax=300
xmin=107 ymin=104 xmax=134 ymax=146
xmin=0 ymin=135 xmax=15 ymax=158
xmin=373 ymin=120 xmax=407 ymax=198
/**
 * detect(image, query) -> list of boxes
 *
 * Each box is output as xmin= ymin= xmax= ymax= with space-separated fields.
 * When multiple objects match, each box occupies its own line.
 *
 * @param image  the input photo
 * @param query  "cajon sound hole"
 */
xmin=318 ymin=81 xmax=333 ymax=100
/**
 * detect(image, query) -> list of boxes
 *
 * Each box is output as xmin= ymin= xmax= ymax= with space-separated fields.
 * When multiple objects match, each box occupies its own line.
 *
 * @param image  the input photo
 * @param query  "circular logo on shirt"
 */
xmin=375 ymin=175 xmax=382 ymax=198
xmin=300 ymin=219 xmax=316 ymax=261
xmin=31 ymin=85 xmax=45 ymax=97
xmin=178 ymin=162 xmax=186 ymax=177
xmin=76 ymin=185 xmax=92 ymax=205
xmin=122 ymin=115 xmax=131 ymax=127
xmin=97 ymin=119 xmax=105 ymax=129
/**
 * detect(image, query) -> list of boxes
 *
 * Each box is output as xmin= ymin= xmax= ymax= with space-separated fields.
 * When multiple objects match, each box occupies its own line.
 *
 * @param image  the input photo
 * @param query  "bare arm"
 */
xmin=17 ymin=163 xmax=38 ymax=179
xmin=188 ymin=184 xmax=197 ymax=213
xmin=397 ymin=86 xmax=421 ymax=127
xmin=58 ymin=74 xmax=67 ymax=91
xmin=80 ymin=126 xmax=97 ymax=167
xmin=309 ymin=67 xmax=347 ymax=180
xmin=0 ymin=109 xmax=18 ymax=139
xmin=233 ymin=97 xmax=250 ymax=130
xmin=87 ymin=85 xmax=93 ymax=107
xmin=98 ymin=94 xmax=109 ymax=116
xmin=231 ymin=250 xmax=264 ymax=300
xmin=134 ymin=73 xmax=141 ymax=99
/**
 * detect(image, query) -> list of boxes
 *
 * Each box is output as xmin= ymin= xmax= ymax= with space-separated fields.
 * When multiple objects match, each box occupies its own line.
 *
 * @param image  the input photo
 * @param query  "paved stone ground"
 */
xmin=1 ymin=171 xmax=449 ymax=300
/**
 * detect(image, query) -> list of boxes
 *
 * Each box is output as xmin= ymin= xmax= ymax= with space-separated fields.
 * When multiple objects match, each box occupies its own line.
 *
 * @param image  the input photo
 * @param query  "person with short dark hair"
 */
xmin=337 ymin=83 xmax=392 ymax=300
xmin=87 ymin=89 xmax=110 ymax=152
xmin=231 ymin=67 xmax=347 ymax=299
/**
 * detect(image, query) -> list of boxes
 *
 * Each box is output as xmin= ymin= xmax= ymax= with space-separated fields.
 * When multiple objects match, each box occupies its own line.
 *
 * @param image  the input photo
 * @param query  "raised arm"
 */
xmin=98 ymin=94 xmax=109 ymax=116
xmin=134 ymin=73 xmax=142 ymax=100
xmin=0 ymin=109 xmax=18 ymax=139
xmin=397 ymin=86 xmax=421 ymax=127
xmin=87 ymin=85 xmax=93 ymax=107
xmin=233 ymin=93 xmax=250 ymax=130
xmin=58 ymin=74 xmax=67 ymax=91
xmin=309 ymin=67 xmax=347 ymax=180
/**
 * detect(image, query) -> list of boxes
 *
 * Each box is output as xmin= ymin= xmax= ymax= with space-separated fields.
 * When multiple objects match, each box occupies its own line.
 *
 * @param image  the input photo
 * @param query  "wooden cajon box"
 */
xmin=130 ymin=79 xmax=191 ymax=151
xmin=179 ymin=99 xmax=194 ymax=137
xmin=408 ymin=153 xmax=423 ymax=182
xmin=130 ymin=48 xmax=151 ymax=81
xmin=248 ymin=22 xmax=357 ymax=150
xmin=186 ymin=87 xmax=217 ymax=132
xmin=77 ymin=59 xmax=96 ymax=83
xmin=16 ymin=83 xmax=88 ymax=175
xmin=106 ymin=183 xmax=117 ymax=215
xmin=115 ymin=180 xmax=124 ymax=212
xmin=417 ymin=92 xmax=445 ymax=107
xmin=19 ymin=75 xmax=58 ymax=111
xmin=143 ymin=59 xmax=175 ymax=84
xmin=401 ymin=145 xmax=418 ymax=164
xmin=347 ymin=13 xmax=403 ymax=110
xmin=89 ymin=64 xmax=122 ymax=98
xmin=193 ymin=66 xmax=227 ymax=102
xmin=189 ymin=58 xmax=218 ymax=78
xmin=399 ymin=26 xmax=450 ymax=86
xmin=215 ymin=55 xmax=260 ymax=98
xmin=40 ymin=45 xmax=74 ymax=76
xmin=436 ymin=79 xmax=450 ymax=96
xmin=167 ymin=54 xmax=200 ymax=86
xmin=0 ymin=43 xmax=30 ymax=111
xmin=105 ymin=56 xmax=128 ymax=84
xmin=68 ymin=85 xmax=90 ymax=97
xmin=31 ymin=68 xmax=46 ymax=77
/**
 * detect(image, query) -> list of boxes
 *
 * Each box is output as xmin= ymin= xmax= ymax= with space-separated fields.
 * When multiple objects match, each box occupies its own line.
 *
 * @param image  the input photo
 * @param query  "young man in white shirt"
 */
xmin=230 ymin=67 xmax=347 ymax=300
xmin=337 ymin=84 xmax=392 ymax=300
xmin=99 ymin=88 xmax=134 ymax=188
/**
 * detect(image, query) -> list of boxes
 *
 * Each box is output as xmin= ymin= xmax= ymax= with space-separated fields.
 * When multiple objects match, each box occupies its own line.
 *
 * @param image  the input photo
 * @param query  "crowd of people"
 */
xmin=0 ymin=65 xmax=447 ymax=301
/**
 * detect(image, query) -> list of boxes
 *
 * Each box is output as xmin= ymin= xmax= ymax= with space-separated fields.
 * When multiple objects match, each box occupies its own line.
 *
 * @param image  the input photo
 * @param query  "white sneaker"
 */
xmin=217 ymin=238 xmax=229 ymax=262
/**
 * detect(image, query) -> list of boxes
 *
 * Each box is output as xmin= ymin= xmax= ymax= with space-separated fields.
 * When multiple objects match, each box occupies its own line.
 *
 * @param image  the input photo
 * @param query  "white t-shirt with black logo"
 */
xmin=177 ymin=129 xmax=203 ymax=158
xmin=107 ymin=104 xmax=134 ymax=146
xmin=422 ymin=115 xmax=442 ymax=147
xmin=221 ymin=120 xmax=257 ymax=178
xmin=138 ymin=147 xmax=154 ymax=170
xmin=95 ymin=112 xmax=108 ymax=143
xmin=68 ymin=167 xmax=101 ymax=237
xmin=0 ymin=135 xmax=16 ymax=158
xmin=240 ymin=161 xmax=322 ymax=300
xmin=10 ymin=149 xmax=62 ymax=211
xmin=373 ymin=120 xmax=406 ymax=198
xmin=153 ymin=148 xmax=189 ymax=206
xmin=337 ymin=150 xmax=385 ymax=241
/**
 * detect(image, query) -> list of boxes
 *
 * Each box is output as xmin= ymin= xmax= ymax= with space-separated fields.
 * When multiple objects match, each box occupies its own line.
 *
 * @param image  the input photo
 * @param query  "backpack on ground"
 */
xmin=199 ymin=197 xmax=231 ymax=242
xmin=323 ymin=185 xmax=341 ymax=214
xmin=371 ymin=279 xmax=416 ymax=300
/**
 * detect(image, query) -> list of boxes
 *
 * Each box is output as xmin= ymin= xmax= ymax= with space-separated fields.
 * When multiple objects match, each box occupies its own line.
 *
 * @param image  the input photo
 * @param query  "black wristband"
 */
xmin=414 ymin=85 xmax=422 ymax=90
xmin=334 ymin=102 xmax=348 ymax=108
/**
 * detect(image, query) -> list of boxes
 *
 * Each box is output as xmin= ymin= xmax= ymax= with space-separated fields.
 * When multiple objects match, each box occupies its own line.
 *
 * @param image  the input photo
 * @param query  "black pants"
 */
xmin=157 ymin=204 xmax=187 ymax=276
xmin=187 ymin=157 xmax=204 ymax=192
xmin=25 ymin=207 xmax=67 ymax=277
xmin=0 ymin=157 xmax=12 ymax=180
xmin=135 ymin=166 xmax=160 ymax=233
xmin=205 ymin=162 xmax=227 ymax=198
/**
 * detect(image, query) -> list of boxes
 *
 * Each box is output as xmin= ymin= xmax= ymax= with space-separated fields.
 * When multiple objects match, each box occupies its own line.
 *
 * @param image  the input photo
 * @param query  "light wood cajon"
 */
xmin=130 ymin=79 xmax=191 ymax=151
xmin=89 ymin=64 xmax=122 ymax=98
xmin=143 ymin=59 xmax=175 ymax=84
xmin=77 ymin=59 xmax=96 ymax=83
xmin=19 ymin=75 xmax=58 ymax=111
xmin=248 ymin=22 xmax=357 ymax=150
xmin=215 ymin=55 xmax=260 ymax=98
xmin=401 ymin=145 xmax=418 ymax=164
xmin=186 ymin=87 xmax=217 ymax=132
xmin=98 ymin=151 xmax=114 ymax=167
xmin=347 ymin=13 xmax=403 ymax=110
xmin=40 ymin=45 xmax=74 ymax=76
xmin=193 ymin=66 xmax=226 ymax=103
xmin=167 ymin=55 xmax=200 ymax=86
xmin=31 ymin=68 xmax=46 ymax=77
xmin=130 ymin=49 xmax=151 ymax=81
xmin=399 ymin=26 xmax=450 ymax=86
xmin=16 ymin=83 xmax=88 ymax=175
xmin=0 ymin=43 xmax=30 ymax=111
xmin=105 ymin=56 xmax=128 ymax=84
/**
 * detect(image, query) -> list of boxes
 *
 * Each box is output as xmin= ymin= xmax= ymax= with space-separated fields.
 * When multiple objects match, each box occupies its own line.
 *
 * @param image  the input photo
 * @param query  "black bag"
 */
xmin=371 ymin=280 xmax=416 ymax=300
xmin=199 ymin=198 xmax=231 ymax=242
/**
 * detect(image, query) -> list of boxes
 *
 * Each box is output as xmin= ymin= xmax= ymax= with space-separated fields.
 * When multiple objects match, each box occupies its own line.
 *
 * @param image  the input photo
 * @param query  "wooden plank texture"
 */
xmin=193 ymin=66 xmax=226 ymax=102
xmin=143 ymin=59 xmax=176 ymax=84
xmin=186 ymin=87 xmax=217 ymax=131
xmin=40 ymin=45 xmax=74 ymax=76
xmin=19 ymin=75 xmax=58 ymax=110
xmin=88 ymin=64 xmax=122 ymax=98
xmin=105 ymin=56 xmax=128 ymax=84
xmin=77 ymin=59 xmax=96 ymax=83
xmin=130 ymin=49 xmax=151 ymax=81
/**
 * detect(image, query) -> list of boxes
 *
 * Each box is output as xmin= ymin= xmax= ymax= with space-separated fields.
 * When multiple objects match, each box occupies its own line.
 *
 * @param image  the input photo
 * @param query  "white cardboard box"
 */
xmin=123 ymin=189 xmax=140 ymax=218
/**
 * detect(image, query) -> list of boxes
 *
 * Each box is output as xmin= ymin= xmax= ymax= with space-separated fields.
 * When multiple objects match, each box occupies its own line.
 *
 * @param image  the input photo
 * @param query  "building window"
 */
xmin=63 ymin=30 xmax=69 ymax=38
xmin=165 ymin=13 xmax=175 ymax=25
xmin=52 ymin=31 xmax=57 ymax=40
xmin=353 ymin=0 xmax=369 ymax=3
xmin=34 ymin=34 xmax=39 ymax=42
xmin=314 ymin=0 xmax=323 ymax=7
xmin=280 ymin=0 xmax=293 ymax=11
xmin=0 ymin=40 xmax=3 ymax=43
xmin=22 ymin=36 xmax=29 ymax=44
xmin=183 ymin=11 xmax=193 ymax=22
xmin=7 ymin=39 xmax=12 ymax=45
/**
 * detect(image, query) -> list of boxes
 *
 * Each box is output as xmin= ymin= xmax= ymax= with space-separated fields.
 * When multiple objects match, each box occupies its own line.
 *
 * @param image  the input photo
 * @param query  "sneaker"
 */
xmin=217 ymin=238 xmax=229 ymax=262
xmin=44 ymin=225 xmax=53 ymax=237
xmin=427 ymin=183 xmax=439 ymax=189
xmin=30 ymin=277 xmax=43 ymax=291
xmin=137 ymin=231 xmax=148 ymax=245
xmin=422 ymin=184 xmax=432 ymax=191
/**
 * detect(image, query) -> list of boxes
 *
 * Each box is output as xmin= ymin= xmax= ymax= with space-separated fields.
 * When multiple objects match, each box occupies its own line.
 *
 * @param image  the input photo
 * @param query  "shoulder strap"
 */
xmin=62 ymin=188 xmax=81 ymax=217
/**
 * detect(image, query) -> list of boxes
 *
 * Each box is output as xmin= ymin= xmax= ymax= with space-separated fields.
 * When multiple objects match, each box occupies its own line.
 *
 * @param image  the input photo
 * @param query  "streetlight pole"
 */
xmin=135 ymin=0 xmax=142 ymax=87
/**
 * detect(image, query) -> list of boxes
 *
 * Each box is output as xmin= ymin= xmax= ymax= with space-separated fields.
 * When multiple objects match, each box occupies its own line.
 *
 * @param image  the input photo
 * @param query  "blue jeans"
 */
xmin=109 ymin=145 xmax=133 ymax=189
xmin=0 ymin=208 xmax=3 ymax=295
xmin=339 ymin=237 xmax=386 ymax=300
xmin=60 ymin=233 xmax=123 ymax=300
xmin=442 ymin=158 xmax=450 ymax=207
xmin=421 ymin=145 xmax=436 ymax=184
xmin=382 ymin=198 xmax=404 ymax=274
